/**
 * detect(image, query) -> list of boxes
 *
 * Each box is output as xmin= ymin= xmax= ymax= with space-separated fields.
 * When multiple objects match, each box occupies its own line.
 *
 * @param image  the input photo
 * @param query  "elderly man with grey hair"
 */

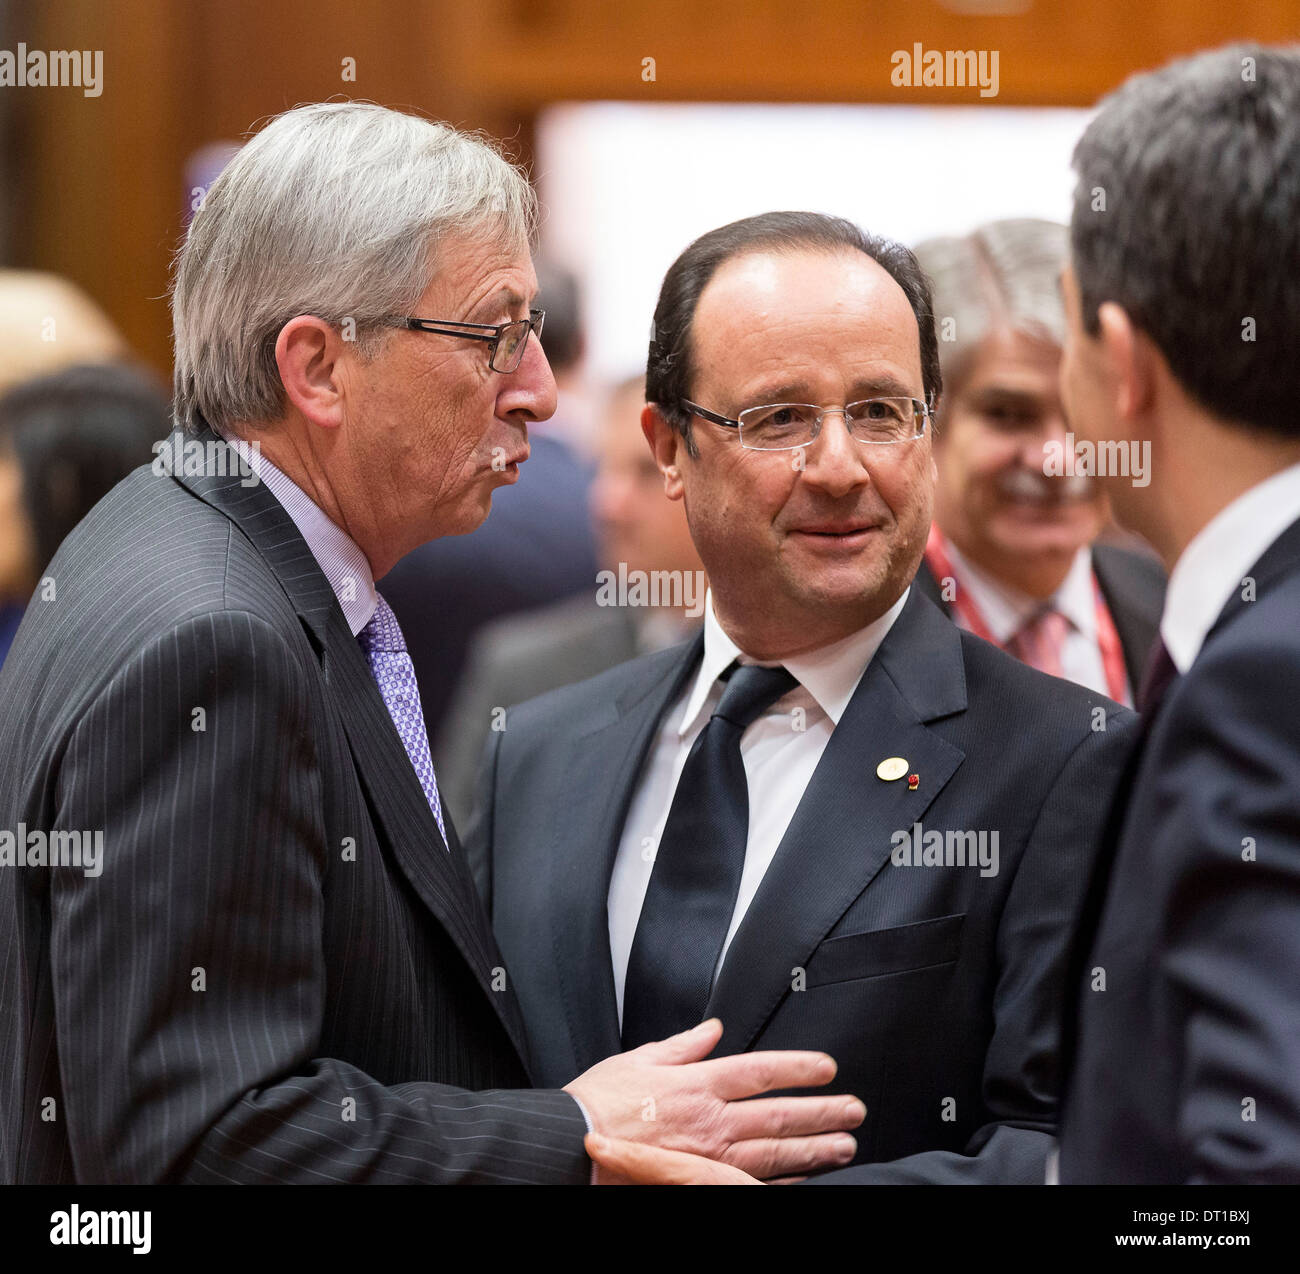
xmin=0 ymin=102 xmax=863 ymax=1185
xmin=911 ymin=219 xmax=1163 ymax=702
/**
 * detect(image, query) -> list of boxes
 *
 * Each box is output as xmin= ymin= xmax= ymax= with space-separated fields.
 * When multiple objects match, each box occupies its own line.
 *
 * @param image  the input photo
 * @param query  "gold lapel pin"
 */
xmin=876 ymin=756 xmax=909 ymax=782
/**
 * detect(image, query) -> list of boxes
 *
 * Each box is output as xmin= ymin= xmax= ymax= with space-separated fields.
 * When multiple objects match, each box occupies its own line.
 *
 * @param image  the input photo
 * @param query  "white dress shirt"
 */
xmin=607 ymin=586 xmax=909 ymax=1026
xmin=1161 ymin=461 xmax=1300 ymax=673
xmin=217 ymin=428 xmax=378 ymax=634
xmin=943 ymin=540 xmax=1128 ymax=704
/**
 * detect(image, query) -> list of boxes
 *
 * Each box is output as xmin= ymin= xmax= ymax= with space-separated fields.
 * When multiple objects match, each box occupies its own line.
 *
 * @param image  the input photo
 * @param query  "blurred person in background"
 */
xmin=438 ymin=375 xmax=704 ymax=828
xmin=382 ymin=256 xmax=599 ymax=740
xmin=0 ymin=273 xmax=144 ymax=667
xmin=0 ymin=366 xmax=171 ymax=664
xmin=0 ymin=270 xmax=128 ymax=395
xmin=912 ymin=220 xmax=1163 ymax=704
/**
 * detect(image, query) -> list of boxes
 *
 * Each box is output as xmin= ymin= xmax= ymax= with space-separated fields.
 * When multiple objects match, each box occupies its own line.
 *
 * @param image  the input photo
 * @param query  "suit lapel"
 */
xmin=913 ymin=557 xmax=949 ymax=614
xmin=706 ymin=590 xmax=968 ymax=1055
xmin=172 ymin=425 xmax=530 ymax=1060
xmin=549 ymin=635 xmax=703 ymax=1071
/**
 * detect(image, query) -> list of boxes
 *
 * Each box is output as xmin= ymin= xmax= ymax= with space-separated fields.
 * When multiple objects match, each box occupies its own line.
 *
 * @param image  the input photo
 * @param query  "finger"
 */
xmin=693 ymin=1049 xmax=838 ymax=1099
xmin=635 ymin=1017 xmax=723 ymax=1065
xmin=586 ymin=1134 xmax=760 ymax=1185
xmin=723 ymin=1131 xmax=857 ymax=1179
xmin=722 ymin=1094 xmax=866 ymax=1142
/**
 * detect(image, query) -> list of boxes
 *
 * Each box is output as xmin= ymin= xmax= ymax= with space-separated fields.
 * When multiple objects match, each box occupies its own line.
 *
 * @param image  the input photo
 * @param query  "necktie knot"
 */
xmin=1010 ymin=605 xmax=1069 ymax=677
xmin=358 ymin=594 xmax=407 ymax=655
xmin=713 ymin=662 xmax=798 ymax=730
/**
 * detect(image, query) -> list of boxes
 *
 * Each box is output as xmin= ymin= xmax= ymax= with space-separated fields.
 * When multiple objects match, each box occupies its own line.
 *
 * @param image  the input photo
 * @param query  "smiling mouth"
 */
xmin=790 ymin=525 xmax=879 ymax=544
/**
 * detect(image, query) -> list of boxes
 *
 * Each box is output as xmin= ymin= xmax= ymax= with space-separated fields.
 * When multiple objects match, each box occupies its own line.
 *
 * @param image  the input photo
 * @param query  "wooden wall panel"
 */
xmin=8 ymin=0 xmax=1300 ymax=378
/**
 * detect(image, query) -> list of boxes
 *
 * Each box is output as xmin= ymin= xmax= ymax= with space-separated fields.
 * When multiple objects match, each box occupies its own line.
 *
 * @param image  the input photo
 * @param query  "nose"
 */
xmin=798 ymin=409 xmax=872 ymax=498
xmin=499 ymin=330 xmax=557 ymax=423
xmin=1025 ymin=403 xmax=1070 ymax=470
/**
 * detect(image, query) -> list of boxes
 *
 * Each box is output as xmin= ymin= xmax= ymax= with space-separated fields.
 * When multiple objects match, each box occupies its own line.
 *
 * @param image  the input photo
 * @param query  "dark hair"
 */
xmin=0 ymin=363 xmax=170 ymax=571
xmin=1071 ymin=43 xmax=1300 ymax=439
xmin=534 ymin=258 xmax=584 ymax=374
xmin=646 ymin=211 xmax=942 ymax=454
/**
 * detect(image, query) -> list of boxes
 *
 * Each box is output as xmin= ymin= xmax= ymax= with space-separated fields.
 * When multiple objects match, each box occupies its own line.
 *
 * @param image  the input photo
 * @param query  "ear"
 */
xmin=275 ymin=315 xmax=349 ymax=429
xmin=1096 ymin=301 xmax=1155 ymax=425
xmin=642 ymin=404 xmax=686 ymax=501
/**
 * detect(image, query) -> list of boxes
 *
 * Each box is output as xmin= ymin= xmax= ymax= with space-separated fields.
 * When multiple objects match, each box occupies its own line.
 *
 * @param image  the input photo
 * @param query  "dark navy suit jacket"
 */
xmin=1060 ymin=516 xmax=1300 ymax=1183
xmin=468 ymin=586 xmax=1140 ymax=1183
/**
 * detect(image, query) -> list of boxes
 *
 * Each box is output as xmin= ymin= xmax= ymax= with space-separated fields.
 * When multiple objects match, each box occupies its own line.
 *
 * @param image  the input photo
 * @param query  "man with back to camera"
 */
xmin=1057 ymin=44 xmax=1300 ymax=1184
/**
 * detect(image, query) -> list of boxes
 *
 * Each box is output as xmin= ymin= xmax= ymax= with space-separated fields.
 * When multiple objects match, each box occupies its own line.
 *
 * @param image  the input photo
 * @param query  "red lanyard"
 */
xmin=924 ymin=527 xmax=1130 ymax=705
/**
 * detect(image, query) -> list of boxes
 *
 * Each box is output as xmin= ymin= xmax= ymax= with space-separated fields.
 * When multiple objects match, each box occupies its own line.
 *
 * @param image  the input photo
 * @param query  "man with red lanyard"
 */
xmin=911 ymin=219 xmax=1164 ymax=704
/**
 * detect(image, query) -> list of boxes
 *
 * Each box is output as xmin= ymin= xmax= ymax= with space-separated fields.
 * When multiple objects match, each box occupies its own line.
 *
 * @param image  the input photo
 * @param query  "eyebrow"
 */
xmin=465 ymin=287 xmax=529 ymax=324
xmin=737 ymin=373 xmax=919 ymax=408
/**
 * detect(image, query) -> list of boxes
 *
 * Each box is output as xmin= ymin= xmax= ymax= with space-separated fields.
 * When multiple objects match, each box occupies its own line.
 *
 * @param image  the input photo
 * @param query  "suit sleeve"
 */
xmin=812 ymin=710 xmax=1141 ymax=1184
xmin=51 ymin=610 xmax=589 ymax=1184
xmin=1153 ymin=640 xmax=1300 ymax=1182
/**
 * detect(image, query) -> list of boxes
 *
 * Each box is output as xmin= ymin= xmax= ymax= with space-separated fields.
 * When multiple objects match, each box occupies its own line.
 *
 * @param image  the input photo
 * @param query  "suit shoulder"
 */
xmin=503 ymin=638 xmax=693 ymax=730
xmin=475 ymin=596 xmax=631 ymax=668
xmin=2 ymin=470 xmax=303 ymax=700
xmin=956 ymin=626 xmax=1135 ymax=730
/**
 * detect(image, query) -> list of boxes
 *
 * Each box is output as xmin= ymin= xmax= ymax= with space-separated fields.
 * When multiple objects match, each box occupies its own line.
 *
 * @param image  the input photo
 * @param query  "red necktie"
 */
xmin=1009 ymin=607 xmax=1069 ymax=679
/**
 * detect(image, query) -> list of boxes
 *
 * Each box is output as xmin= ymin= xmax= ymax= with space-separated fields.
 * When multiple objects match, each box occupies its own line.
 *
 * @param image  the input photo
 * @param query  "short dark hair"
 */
xmin=646 ymin=211 xmax=942 ymax=455
xmin=1071 ymin=43 xmax=1300 ymax=439
xmin=0 ymin=363 xmax=170 ymax=571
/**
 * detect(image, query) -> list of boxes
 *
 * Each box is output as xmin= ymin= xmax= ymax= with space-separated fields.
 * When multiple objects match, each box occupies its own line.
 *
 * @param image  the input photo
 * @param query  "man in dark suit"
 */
xmin=0 ymin=104 xmax=863 ymax=1184
xmin=468 ymin=211 xmax=1139 ymax=1183
xmin=910 ymin=220 xmax=1163 ymax=703
xmin=1057 ymin=44 xmax=1300 ymax=1183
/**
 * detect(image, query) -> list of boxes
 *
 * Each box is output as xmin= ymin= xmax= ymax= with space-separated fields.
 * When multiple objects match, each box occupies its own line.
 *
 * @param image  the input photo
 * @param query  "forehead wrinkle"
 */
xmin=428 ymin=234 xmax=533 ymax=320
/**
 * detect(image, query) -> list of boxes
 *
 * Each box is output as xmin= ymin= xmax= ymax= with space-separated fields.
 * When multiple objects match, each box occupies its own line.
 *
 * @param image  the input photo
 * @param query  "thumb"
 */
xmin=637 ymin=1017 xmax=723 ymax=1065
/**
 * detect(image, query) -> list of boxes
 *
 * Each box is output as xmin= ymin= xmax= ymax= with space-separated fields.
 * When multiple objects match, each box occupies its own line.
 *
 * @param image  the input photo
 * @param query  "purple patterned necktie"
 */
xmin=357 ymin=593 xmax=447 ymax=845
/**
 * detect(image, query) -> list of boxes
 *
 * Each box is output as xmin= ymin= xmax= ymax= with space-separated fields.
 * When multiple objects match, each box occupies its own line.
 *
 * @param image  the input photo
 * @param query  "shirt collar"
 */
xmin=677 ymin=586 xmax=910 ymax=737
xmin=215 ymin=427 xmax=377 ymax=636
xmin=943 ymin=537 xmax=1096 ymax=642
xmin=1162 ymin=460 xmax=1300 ymax=673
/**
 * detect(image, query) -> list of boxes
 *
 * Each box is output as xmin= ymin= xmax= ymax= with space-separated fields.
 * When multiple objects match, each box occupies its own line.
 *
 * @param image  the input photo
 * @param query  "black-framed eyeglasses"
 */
xmin=681 ymin=395 xmax=934 ymax=451
xmin=383 ymin=308 xmax=545 ymax=373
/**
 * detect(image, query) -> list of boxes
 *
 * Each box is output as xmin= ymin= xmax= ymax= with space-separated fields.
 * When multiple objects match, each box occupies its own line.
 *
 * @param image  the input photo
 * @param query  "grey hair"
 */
xmin=911 ymin=218 xmax=1067 ymax=395
xmin=171 ymin=101 xmax=538 ymax=433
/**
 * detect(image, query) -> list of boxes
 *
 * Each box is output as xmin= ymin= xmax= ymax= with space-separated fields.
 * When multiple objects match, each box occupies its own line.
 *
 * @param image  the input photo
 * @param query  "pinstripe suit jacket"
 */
xmin=0 ymin=428 xmax=589 ymax=1184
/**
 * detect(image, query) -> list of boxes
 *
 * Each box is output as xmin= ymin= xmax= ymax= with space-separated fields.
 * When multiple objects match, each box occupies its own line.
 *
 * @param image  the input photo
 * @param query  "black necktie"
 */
xmin=621 ymin=661 xmax=798 ymax=1048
